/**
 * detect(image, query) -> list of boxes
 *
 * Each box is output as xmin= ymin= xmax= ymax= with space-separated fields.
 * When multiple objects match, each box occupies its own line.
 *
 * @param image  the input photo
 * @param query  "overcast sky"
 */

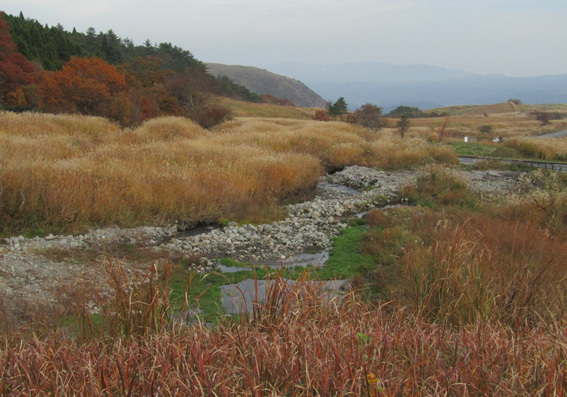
xmin=1 ymin=0 xmax=566 ymax=77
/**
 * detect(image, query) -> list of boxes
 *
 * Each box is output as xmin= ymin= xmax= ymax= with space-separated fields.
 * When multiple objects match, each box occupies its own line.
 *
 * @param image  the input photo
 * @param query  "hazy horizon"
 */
xmin=2 ymin=1 xmax=566 ymax=78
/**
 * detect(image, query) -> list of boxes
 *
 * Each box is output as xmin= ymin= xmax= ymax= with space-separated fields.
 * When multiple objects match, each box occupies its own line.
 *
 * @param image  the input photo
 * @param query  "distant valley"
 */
xmin=266 ymin=62 xmax=567 ymax=112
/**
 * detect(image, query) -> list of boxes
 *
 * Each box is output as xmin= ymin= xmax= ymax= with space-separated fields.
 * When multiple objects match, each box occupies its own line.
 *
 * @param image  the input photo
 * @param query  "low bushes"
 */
xmin=402 ymin=165 xmax=476 ymax=207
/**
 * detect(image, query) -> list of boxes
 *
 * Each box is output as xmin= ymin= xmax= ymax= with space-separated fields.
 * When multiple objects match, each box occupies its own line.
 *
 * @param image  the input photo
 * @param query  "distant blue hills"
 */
xmin=267 ymin=62 xmax=567 ymax=112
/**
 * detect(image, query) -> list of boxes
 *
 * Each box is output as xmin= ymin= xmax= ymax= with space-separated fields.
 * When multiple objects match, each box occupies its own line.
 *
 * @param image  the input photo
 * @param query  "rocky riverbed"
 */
xmin=0 ymin=166 xmax=523 ymax=322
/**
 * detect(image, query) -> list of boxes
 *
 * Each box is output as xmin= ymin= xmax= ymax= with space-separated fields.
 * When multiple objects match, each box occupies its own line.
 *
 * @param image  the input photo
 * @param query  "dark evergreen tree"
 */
xmin=327 ymin=97 xmax=348 ymax=120
xmin=334 ymin=97 xmax=348 ymax=118
xmin=103 ymin=29 xmax=123 ymax=64
xmin=84 ymin=27 xmax=98 ymax=54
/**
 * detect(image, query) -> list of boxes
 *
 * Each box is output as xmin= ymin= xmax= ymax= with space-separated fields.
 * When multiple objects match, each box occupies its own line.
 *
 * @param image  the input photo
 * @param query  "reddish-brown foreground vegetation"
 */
xmin=1 ymin=289 xmax=566 ymax=395
xmin=3 ymin=176 xmax=567 ymax=395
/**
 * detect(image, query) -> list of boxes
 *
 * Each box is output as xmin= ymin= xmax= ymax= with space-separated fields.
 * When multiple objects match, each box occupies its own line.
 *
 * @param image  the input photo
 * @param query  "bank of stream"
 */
xmin=0 ymin=165 xmax=524 ymax=321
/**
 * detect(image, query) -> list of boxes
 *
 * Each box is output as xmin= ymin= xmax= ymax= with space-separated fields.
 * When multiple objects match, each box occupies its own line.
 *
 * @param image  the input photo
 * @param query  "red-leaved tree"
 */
xmin=0 ymin=13 xmax=36 ymax=107
xmin=41 ymin=56 xmax=128 ymax=119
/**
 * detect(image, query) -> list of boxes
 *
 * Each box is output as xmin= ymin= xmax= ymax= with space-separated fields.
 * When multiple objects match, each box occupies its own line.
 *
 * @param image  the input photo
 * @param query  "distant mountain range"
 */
xmin=206 ymin=63 xmax=327 ymax=108
xmin=266 ymin=62 xmax=567 ymax=112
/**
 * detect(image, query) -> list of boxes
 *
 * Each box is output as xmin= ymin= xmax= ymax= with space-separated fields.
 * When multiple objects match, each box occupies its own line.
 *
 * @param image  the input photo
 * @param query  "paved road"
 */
xmin=537 ymin=129 xmax=567 ymax=138
xmin=458 ymin=156 xmax=567 ymax=172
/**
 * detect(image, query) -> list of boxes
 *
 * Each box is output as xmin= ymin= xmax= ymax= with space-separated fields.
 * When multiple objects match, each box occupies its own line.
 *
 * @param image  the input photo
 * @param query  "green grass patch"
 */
xmin=313 ymin=225 xmax=373 ymax=279
xmin=218 ymin=258 xmax=251 ymax=268
xmin=450 ymin=141 xmax=567 ymax=164
xmin=164 ymin=224 xmax=378 ymax=321
xmin=490 ymin=146 xmax=521 ymax=158
xmin=451 ymin=141 xmax=523 ymax=160
xmin=450 ymin=142 xmax=498 ymax=157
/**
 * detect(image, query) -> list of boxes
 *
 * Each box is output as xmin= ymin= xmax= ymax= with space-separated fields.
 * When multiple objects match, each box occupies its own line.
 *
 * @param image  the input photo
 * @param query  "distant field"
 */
xmin=221 ymin=99 xmax=567 ymax=139
xmin=393 ymin=110 xmax=566 ymax=140
xmin=427 ymin=102 xmax=567 ymax=116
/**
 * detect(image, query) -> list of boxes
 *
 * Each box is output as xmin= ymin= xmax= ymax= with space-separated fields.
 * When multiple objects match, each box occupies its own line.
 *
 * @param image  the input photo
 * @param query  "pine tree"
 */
xmin=84 ymin=27 xmax=97 ymax=54
xmin=327 ymin=97 xmax=348 ymax=120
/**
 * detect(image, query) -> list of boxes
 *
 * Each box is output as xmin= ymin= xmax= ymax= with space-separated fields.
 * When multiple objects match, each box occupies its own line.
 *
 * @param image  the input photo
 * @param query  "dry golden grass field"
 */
xmin=0 ymin=111 xmax=456 ymax=235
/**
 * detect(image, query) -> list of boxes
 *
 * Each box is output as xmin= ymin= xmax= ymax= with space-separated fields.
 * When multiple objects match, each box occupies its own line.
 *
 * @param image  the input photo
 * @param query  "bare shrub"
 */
xmin=187 ymin=104 xmax=232 ymax=129
xmin=312 ymin=109 xmax=330 ymax=121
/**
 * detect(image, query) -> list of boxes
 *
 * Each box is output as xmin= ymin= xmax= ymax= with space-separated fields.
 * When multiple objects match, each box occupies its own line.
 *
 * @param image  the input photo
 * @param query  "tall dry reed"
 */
xmin=386 ymin=209 xmax=567 ymax=325
xmin=1 ymin=280 xmax=566 ymax=395
xmin=1 ymin=113 xmax=457 ymax=233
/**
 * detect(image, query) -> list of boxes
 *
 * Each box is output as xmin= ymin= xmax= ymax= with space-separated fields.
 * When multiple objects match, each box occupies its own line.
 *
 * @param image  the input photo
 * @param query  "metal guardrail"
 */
xmin=458 ymin=156 xmax=567 ymax=173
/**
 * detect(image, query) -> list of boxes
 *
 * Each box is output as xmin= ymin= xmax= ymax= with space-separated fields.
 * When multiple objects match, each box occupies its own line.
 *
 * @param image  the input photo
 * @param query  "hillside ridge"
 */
xmin=206 ymin=63 xmax=327 ymax=108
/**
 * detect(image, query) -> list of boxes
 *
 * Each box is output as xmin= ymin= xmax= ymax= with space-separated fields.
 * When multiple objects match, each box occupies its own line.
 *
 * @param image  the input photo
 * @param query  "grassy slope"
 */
xmin=218 ymin=96 xmax=320 ymax=119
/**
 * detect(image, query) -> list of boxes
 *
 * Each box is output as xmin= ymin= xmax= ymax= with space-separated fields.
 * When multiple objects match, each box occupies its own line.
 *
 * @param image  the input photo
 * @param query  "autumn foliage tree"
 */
xmin=353 ymin=103 xmax=384 ymax=130
xmin=1 ymin=11 xmax=238 ymax=127
xmin=41 ymin=56 xmax=130 ymax=123
xmin=313 ymin=110 xmax=330 ymax=121
xmin=0 ymin=13 xmax=36 ymax=108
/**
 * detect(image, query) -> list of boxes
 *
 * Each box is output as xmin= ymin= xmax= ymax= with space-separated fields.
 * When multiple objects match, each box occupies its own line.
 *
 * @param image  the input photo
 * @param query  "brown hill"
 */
xmin=206 ymin=63 xmax=327 ymax=108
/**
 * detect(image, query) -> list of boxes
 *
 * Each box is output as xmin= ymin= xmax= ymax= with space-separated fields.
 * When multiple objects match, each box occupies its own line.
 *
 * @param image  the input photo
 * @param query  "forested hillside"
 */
xmin=0 ymin=11 xmax=261 ymax=126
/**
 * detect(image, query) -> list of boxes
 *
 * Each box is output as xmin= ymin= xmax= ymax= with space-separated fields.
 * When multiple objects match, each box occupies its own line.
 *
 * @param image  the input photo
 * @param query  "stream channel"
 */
xmin=213 ymin=181 xmax=360 ymax=315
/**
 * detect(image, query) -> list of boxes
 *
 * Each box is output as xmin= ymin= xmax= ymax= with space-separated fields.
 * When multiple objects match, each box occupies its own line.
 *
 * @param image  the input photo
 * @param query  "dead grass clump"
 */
xmin=0 ymin=111 xmax=120 ymax=137
xmin=500 ymin=170 xmax=567 ymax=237
xmin=401 ymin=165 xmax=475 ymax=207
xmin=505 ymin=137 xmax=567 ymax=161
xmin=129 ymin=116 xmax=207 ymax=142
xmin=371 ymin=137 xmax=458 ymax=170
xmin=211 ymin=118 xmax=373 ymax=170
xmin=1 ymin=113 xmax=323 ymax=233
xmin=366 ymin=208 xmax=393 ymax=229
xmin=394 ymin=209 xmax=567 ymax=325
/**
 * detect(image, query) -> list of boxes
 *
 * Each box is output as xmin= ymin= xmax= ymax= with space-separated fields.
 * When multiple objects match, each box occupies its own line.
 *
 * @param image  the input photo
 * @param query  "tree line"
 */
xmin=317 ymin=98 xmax=414 ymax=137
xmin=0 ymin=11 xmax=261 ymax=127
